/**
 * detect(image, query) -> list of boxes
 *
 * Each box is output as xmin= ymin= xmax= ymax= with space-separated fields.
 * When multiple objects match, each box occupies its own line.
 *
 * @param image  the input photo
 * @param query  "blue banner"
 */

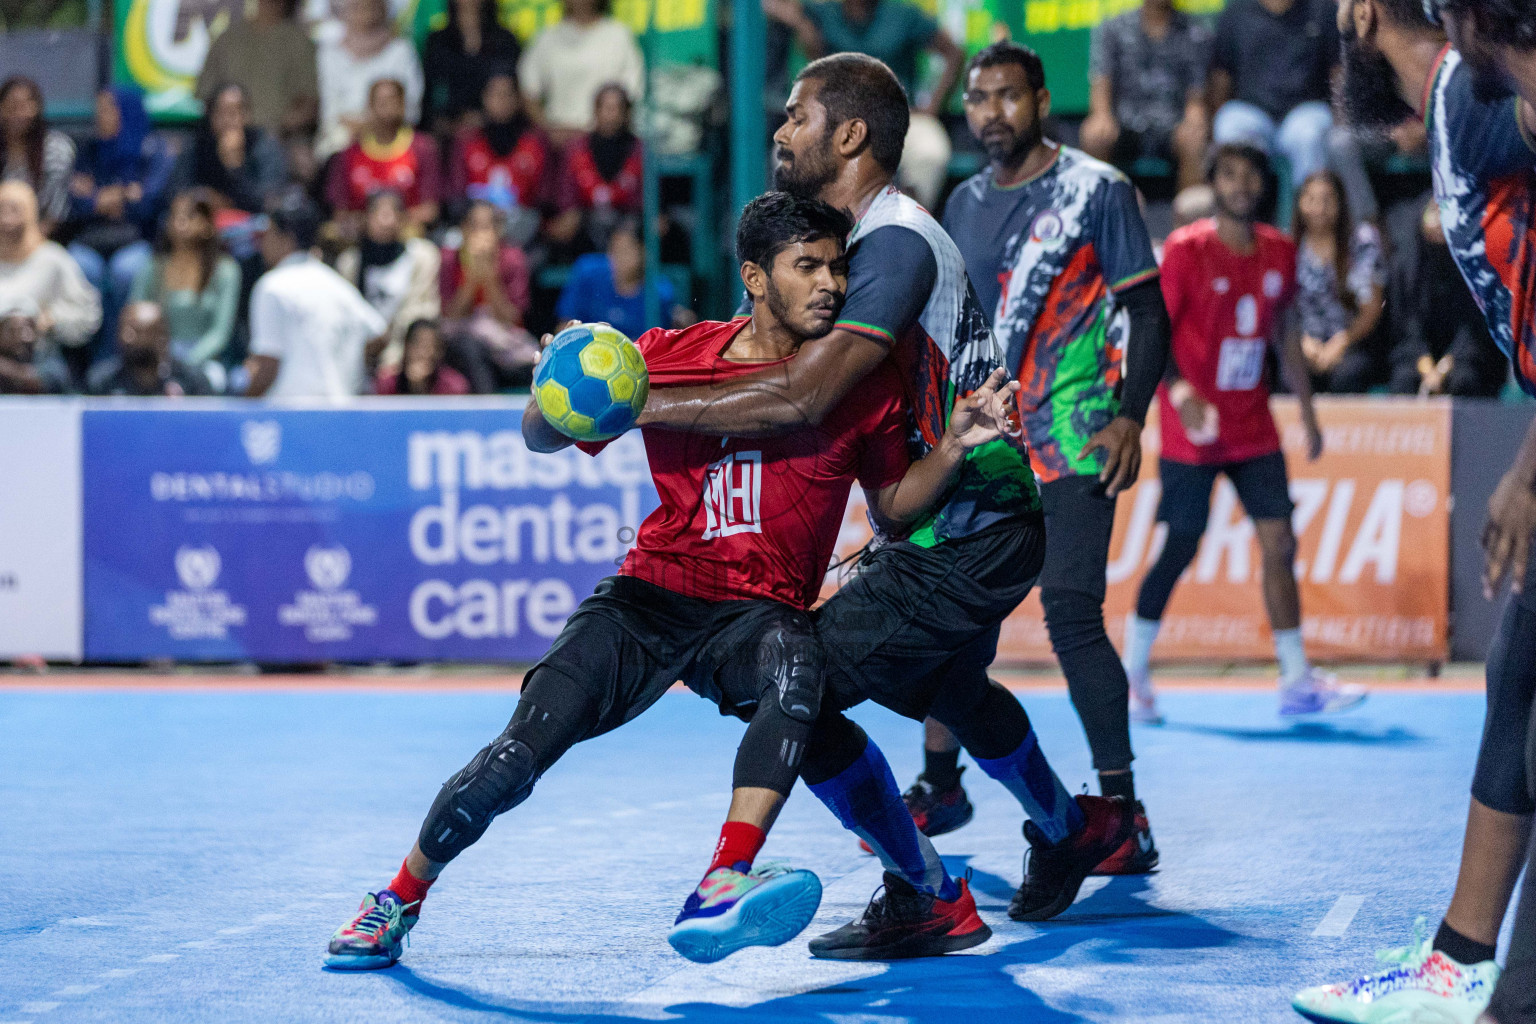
xmin=82 ymin=402 xmax=657 ymax=662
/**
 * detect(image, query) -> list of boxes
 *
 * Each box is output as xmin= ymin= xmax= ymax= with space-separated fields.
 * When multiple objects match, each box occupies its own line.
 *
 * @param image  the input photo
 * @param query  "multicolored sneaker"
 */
xmin=1009 ymin=795 xmax=1136 ymax=921
xmin=809 ymin=872 xmax=991 ymax=961
xmin=1280 ymin=669 xmax=1368 ymax=717
xmin=857 ymin=770 xmax=974 ymax=854
xmin=325 ymin=890 xmax=417 ymax=970
xmin=667 ymin=863 xmax=823 ymax=964
xmin=1291 ymin=918 xmax=1499 ymax=1023
xmin=1090 ymin=800 xmax=1159 ymax=876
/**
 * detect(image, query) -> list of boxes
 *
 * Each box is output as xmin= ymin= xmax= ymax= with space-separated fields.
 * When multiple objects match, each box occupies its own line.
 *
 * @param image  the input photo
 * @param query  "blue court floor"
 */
xmin=0 ymin=680 xmax=1510 ymax=1023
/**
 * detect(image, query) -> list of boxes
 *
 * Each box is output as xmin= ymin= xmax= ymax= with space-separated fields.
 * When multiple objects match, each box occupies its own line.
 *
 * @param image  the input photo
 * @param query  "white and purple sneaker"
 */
xmin=1280 ymin=668 xmax=1368 ymax=717
xmin=667 ymin=863 xmax=822 ymax=964
xmin=1292 ymin=918 xmax=1498 ymax=1023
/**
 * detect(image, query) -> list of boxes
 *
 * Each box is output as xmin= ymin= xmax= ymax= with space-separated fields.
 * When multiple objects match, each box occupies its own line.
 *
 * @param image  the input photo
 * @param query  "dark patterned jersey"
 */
xmin=942 ymin=144 xmax=1160 ymax=482
xmin=833 ymin=186 xmax=1040 ymax=544
xmin=1427 ymin=46 xmax=1536 ymax=396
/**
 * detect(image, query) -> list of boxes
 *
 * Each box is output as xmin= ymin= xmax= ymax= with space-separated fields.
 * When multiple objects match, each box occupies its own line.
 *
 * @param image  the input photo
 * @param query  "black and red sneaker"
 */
xmin=1008 ymin=795 xmax=1135 ymax=922
xmin=809 ymin=872 xmax=992 ymax=960
xmin=857 ymin=770 xmax=975 ymax=854
xmin=1090 ymin=800 xmax=1159 ymax=876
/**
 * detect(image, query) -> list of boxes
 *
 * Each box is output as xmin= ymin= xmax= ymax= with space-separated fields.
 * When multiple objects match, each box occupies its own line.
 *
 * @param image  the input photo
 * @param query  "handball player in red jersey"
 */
xmin=1120 ymin=142 xmax=1366 ymax=721
xmin=323 ymin=191 xmax=1017 ymax=970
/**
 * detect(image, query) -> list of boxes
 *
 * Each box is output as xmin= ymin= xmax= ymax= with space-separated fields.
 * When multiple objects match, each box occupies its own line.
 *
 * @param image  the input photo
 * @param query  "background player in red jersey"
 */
xmin=323 ymin=191 xmax=1018 ymax=971
xmin=1120 ymin=142 xmax=1366 ymax=721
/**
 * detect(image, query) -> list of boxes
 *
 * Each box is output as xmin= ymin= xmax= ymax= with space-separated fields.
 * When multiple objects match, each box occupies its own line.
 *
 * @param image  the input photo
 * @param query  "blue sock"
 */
xmin=808 ymin=738 xmax=958 ymax=901
xmin=972 ymin=729 xmax=1084 ymax=845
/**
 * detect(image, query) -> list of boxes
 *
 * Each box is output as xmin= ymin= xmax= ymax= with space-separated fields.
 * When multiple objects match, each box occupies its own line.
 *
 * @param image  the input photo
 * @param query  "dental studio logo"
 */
xmin=149 ymin=544 xmax=246 ymax=640
xmin=278 ymin=545 xmax=378 ymax=643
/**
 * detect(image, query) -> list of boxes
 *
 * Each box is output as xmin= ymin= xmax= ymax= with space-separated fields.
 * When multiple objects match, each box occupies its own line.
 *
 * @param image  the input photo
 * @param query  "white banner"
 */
xmin=0 ymin=400 xmax=82 ymax=660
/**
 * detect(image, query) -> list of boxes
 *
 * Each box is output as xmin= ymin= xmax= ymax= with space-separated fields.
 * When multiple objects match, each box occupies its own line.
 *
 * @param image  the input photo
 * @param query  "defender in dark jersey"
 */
xmin=920 ymin=40 xmax=1169 ymax=876
xmin=636 ymin=54 xmax=1137 ymax=946
xmin=322 ymin=193 xmax=1017 ymax=970
xmin=1291 ymin=4 xmax=1536 ymax=1021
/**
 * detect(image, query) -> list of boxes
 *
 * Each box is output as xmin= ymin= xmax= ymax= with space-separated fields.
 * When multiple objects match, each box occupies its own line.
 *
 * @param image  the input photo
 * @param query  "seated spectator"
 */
xmin=766 ymin=0 xmax=964 ymax=210
xmin=325 ymin=79 xmax=441 ymax=241
xmin=1387 ymin=196 xmax=1507 ymax=397
xmin=172 ymin=84 xmax=289 ymax=221
xmin=1209 ymin=0 xmax=1338 ymax=186
xmin=67 ymin=87 xmax=174 ymax=354
xmin=316 ymin=0 xmax=424 ymax=160
xmin=196 ymin=0 xmax=319 ymax=141
xmin=447 ymin=71 xmax=548 ymax=241
xmin=556 ymin=217 xmax=689 ymax=341
xmin=129 ymin=190 xmax=242 ymax=390
xmin=246 ymin=189 xmax=387 ymax=399
xmin=440 ymin=199 xmax=537 ymax=391
xmin=0 ymin=77 xmax=75 ymax=235
xmin=87 ymin=301 xmax=212 ymax=397
xmin=1292 ymin=170 xmax=1385 ymax=393
xmin=0 ymin=181 xmax=102 ymax=384
xmin=1082 ymin=0 xmax=1211 ymax=191
xmin=0 ymin=296 xmax=68 ymax=394
xmin=546 ymin=84 xmax=642 ymax=257
xmin=375 ymin=318 xmax=470 ymax=394
xmin=423 ymin=0 xmax=521 ymax=134
xmin=335 ymin=190 xmax=441 ymax=367
xmin=517 ymin=0 xmax=643 ymax=143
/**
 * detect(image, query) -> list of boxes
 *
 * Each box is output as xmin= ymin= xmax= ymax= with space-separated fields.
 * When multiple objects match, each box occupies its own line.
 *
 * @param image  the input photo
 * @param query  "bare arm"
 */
xmin=762 ymin=0 xmax=825 ymax=57
xmin=922 ymin=28 xmax=966 ymax=118
xmin=1207 ymin=67 xmax=1233 ymax=113
xmin=522 ymin=394 xmax=576 ymax=453
xmin=244 ymin=354 xmax=280 ymax=397
xmin=1272 ymin=321 xmax=1323 ymax=460
xmin=636 ymin=326 xmax=891 ymax=436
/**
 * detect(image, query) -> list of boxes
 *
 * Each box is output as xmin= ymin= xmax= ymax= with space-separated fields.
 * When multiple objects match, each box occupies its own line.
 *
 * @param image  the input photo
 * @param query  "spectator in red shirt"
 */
xmin=375 ymin=318 xmax=470 ymax=395
xmin=446 ymin=70 xmax=549 ymax=242
xmin=439 ymin=199 xmax=538 ymax=390
xmin=326 ymin=79 xmax=441 ymax=242
xmin=546 ymin=83 xmax=642 ymax=256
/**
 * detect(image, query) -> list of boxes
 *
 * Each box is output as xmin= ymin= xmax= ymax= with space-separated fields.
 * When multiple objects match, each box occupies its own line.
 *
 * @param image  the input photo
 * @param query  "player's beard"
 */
xmin=773 ymin=129 xmax=839 ymax=198
xmin=979 ymin=117 xmax=1042 ymax=170
xmin=1338 ymin=27 xmax=1416 ymax=130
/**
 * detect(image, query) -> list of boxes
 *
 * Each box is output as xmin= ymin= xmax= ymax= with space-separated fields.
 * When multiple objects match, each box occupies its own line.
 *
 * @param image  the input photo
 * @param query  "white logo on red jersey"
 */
xmin=1263 ymin=270 xmax=1284 ymax=298
xmin=702 ymin=451 xmax=763 ymax=539
xmin=1213 ymin=277 xmax=1231 ymax=294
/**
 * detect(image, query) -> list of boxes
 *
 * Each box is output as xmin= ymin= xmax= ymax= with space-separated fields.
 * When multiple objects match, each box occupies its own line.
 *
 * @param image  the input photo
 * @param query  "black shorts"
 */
xmin=1039 ymin=474 xmax=1117 ymax=600
xmin=815 ymin=515 xmax=1047 ymax=720
xmin=529 ymin=575 xmax=812 ymax=741
xmin=1156 ymin=451 xmax=1294 ymax=534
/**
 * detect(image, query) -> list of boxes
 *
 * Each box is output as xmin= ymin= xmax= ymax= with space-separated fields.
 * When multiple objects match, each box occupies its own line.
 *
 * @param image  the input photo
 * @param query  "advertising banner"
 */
xmin=82 ymin=402 xmax=657 ymax=662
xmin=826 ymin=397 xmax=1452 ymax=664
xmin=0 ymin=401 xmax=83 ymax=661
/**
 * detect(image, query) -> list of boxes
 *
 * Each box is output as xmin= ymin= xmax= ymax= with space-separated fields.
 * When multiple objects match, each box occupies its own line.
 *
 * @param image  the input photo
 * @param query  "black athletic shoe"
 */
xmin=809 ymin=872 xmax=991 ymax=960
xmin=857 ymin=770 xmax=974 ymax=854
xmin=1008 ymin=795 xmax=1135 ymax=922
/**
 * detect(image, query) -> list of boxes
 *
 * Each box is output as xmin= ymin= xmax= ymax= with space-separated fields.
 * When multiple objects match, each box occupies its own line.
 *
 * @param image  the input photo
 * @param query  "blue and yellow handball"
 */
xmin=533 ymin=323 xmax=650 ymax=441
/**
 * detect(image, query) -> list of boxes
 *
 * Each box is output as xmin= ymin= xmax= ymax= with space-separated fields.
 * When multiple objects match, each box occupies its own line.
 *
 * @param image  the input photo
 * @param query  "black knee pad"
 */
xmin=1041 ymin=587 xmax=1109 ymax=656
xmin=418 ymin=733 xmax=540 ymax=863
xmin=757 ymin=617 xmax=824 ymax=724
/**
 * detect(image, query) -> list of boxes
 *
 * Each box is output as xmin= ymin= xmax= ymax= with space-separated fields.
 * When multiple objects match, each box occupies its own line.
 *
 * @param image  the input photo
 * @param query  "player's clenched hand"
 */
xmin=1084 ymin=415 xmax=1143 ymax=498
xmin=946 ymin=367 xmax=1020 ymax=450
xmin=1482 ymin=469 xmax=1536 ymax=599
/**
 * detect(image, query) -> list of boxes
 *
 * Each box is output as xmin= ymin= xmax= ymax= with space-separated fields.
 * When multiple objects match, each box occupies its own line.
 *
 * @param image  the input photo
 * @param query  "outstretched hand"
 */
xmin=946 ymin=368 xmax=1021 ymax=450
xmin=1084 ymin=415 xmax=1143 ymax=497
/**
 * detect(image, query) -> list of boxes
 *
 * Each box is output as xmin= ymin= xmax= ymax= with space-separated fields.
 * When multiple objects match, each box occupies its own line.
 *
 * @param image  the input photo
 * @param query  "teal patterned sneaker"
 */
xmin=325 ymin=890 xmax=418 ymax=970
xmin=1292 ymin=918 xmax=1500 ymax=1023
xmin=667 ymin=863 xmax=823 ymax=964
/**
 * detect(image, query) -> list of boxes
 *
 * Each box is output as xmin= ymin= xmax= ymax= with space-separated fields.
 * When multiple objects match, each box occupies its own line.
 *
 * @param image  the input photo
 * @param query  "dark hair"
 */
xmin=267 ymin=187 xmax=321 ymax=249
xmin=365 ymin=188 xmax=405 ymax=213
xmin=795 ymin=53 xmax=910 ymax=175
xmin=735 ymin=191 xmax=853 ymax=272
xmin=1440 ymin=0 xmax=1536 ymax=47
xmin=156 ymin=188 xmax=225 ymax=295
xmin=1205 ymin=140 xmax=1272 ymax=183
xmin=1293 ymin=171 xmax=1355 ymax=309
xmin=0 ymin=77 xmax=47 ymax=187
xmin=369 ymin=78 xmax=407 ymax=105
xmin=592 ymin=82 xmax=632 ymax=114
xmin=446 ymin=0 xmax=499 ymax=40
xmin=966 ymin=40 xmax=1047 ymax=91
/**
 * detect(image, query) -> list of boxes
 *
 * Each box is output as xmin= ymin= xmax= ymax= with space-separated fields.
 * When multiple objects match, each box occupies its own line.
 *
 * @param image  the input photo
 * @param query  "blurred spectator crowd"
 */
xmin=0 ymin=0 xmax=1521 ymax=401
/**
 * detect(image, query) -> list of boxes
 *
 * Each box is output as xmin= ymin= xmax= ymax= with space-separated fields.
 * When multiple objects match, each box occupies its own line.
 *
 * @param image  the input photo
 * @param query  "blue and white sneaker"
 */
xmin=325 ymin=890 xmax=417 ymax=970
xmin=1281 ymin=669 xmax=1368 ymax=717
xmin=667 ymin=863 xmax=823 ymax=964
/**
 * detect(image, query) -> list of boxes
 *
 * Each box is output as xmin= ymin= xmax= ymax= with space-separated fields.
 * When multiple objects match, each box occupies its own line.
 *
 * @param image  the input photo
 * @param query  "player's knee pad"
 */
xmin=757 ymin=618 xmax=824 ymax=724
xmin=417 ymin=733 xmax=540 ymax=863
xmin=1041 ymin=587 xmax=1109 ymax=655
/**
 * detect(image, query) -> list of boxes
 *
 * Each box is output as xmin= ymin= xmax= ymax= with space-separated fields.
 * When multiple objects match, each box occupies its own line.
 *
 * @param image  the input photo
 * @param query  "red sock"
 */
xmin=707 ymin=821 xmax=767 ymax=874
xmin=386 ymin=859 xmax=435 ymax=910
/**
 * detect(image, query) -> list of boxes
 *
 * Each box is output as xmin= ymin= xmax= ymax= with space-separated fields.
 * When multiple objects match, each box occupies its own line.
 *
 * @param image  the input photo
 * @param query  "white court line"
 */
xmin=19 ymin=1004 xmax=59 ymax=1014
xmin=1313 ymin=895 xmax=1367 ymax=937
xmin=98 ymin=969 xmax=140 ymax=979
xmin=50 ymin=986 xmax=98 ymax=997
xmin=140 ymin=954 xmax=179 ymax=963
